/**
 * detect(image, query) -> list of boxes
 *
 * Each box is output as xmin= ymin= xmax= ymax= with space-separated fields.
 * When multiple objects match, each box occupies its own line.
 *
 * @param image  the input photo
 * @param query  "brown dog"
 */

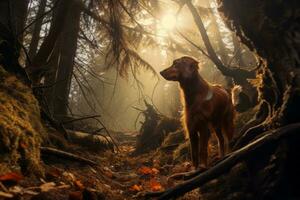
xmin=160 ymin=56 xmax=235 ymax=170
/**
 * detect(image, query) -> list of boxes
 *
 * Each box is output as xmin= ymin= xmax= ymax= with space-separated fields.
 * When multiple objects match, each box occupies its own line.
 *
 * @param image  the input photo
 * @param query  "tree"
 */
xmin=27 ymin=0 xmax=47 ymax=67
xmin=0 ymin=0 xmax=30 ymax=82
xmin=52 ymin=1 xmax=81 ymax=119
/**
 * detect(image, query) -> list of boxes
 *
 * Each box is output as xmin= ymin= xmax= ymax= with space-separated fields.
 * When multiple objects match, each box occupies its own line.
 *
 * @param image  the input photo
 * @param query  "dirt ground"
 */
xmin=0 ymin=129 xmax=223 ymax=200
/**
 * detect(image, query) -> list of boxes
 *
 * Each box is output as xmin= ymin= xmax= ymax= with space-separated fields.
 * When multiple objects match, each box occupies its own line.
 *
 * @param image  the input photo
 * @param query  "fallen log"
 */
xmin=143 ymin=123 xmax=300 ymax=200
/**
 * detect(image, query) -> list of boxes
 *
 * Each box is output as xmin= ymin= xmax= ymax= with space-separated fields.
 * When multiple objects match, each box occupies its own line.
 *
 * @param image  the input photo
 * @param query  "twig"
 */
xmin=40 ymin=147 xmax=98 ymax=166
xmin=93 ymin=118 xmax=120 ymax=153
xmin=0 ymin=191 xmax=13 ymax=198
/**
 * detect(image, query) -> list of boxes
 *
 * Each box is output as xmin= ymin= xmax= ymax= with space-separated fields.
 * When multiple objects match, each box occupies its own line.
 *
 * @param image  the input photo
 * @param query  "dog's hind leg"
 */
xmin=214 ymin=125 xmax=225 ymax=158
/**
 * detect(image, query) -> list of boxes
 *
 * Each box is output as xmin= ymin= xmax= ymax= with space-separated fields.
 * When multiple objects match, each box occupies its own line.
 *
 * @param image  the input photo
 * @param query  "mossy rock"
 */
xmin=0 ymin=65 xmax=45 ymax=176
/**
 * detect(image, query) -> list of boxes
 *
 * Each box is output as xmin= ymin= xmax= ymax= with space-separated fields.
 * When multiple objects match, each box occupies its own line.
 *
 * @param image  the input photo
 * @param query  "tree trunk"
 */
xmin=13 ymin=0 xmax=30 ymax=40
xmin=0 ymin=0 xmax=30 ymax=83
xmin=218 ymin=0 xmax=300 ymax=143
xmin=27 ymin=0 xmax=47 ymax=67
xmin=28 ymin=0 xmax=72 ymax=84
xmin=52 ymin=1 xmax=81 ymax=119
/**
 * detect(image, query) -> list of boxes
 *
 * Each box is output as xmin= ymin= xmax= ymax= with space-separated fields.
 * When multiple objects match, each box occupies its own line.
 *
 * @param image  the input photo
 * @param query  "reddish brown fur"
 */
xmin=160 ymin=56 xmax=235 ymax=169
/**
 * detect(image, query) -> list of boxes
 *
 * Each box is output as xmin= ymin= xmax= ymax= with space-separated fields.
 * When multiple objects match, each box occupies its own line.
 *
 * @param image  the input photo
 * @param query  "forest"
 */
xmin=0 ymin=0 xmax=299 ymax=199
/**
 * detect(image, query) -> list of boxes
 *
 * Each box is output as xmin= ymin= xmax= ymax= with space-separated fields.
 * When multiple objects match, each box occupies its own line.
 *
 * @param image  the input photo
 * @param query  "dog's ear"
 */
xmin=192 ymin=60 xmax=199 ymax=69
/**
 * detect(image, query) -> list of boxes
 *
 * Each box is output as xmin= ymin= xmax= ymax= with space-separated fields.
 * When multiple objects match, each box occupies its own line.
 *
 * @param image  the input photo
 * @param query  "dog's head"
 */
xmin=160 ymin=56 xmax=199 ymax=82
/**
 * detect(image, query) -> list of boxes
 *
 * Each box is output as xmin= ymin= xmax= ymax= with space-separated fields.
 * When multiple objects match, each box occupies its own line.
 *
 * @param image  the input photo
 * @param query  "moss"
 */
xmin=0 ymin=65 xmax=45 ymax=176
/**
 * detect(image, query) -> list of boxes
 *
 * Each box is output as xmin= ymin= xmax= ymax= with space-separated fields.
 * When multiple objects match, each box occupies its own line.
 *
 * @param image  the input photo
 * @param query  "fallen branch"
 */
xmin=143 ymin=123 xmax=300 ymax=200
xmin=40 ymin=147 xmax=98 ymax=166
xmin=168 ymin=169 xmax=202 ymax=181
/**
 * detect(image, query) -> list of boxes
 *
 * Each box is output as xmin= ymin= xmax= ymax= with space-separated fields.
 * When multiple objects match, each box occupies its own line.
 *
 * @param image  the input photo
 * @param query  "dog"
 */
xmin=160 ymin=56 xmax=235 ymax=170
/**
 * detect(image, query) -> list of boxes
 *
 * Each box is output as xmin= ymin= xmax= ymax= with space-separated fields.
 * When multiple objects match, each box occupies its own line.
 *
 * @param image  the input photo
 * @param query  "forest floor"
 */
xmin=0 ymin=130 xmax=206 ymax=200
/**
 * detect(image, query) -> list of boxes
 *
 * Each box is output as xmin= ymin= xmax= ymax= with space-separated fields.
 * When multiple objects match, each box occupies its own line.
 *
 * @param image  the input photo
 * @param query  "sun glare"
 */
xmin=160 ymin=13 xmax=177 ymax=30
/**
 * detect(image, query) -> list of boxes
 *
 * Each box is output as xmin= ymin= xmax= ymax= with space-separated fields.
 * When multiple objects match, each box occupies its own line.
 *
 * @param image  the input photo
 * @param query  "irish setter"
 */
xmin=160 ymin=56 xmax=235 ymax=170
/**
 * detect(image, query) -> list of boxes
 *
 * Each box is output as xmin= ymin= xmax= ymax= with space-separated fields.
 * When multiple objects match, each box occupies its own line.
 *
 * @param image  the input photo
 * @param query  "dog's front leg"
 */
xmin=199 ymin=123 xmax=210 ymax=170
xmin=188 ymin=123 xmax=200 ymax=168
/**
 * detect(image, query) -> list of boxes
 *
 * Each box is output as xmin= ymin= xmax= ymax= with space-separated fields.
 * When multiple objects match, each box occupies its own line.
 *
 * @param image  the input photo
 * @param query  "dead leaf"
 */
xmin=138 ymin=166 xmax=153 ymax=175
xmin=40 ymin=182 xmax=56 ymax=192
xmin=0 ymin=172 xmax=23 ymax=184
xmin=150 ymin=179 xmax=163 ymax=191
xmin=151 ymin=168 xmax=159 ymax=175
xmin=138 ymin=166 xmax=160 ymax=176
xmin=74 ymin=180 xmax=85 ymax=190
xmin=129 ymin=184 xmax=143 ymax=192
xmin=63 ymin=172 xmax=76 ymax=182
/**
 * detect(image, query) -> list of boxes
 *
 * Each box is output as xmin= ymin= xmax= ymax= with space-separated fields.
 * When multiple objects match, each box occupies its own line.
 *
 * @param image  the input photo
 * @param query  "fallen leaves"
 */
xmin=150 ymin=179 xmax=163 ymax=191
xmin=129 ymin=184 xmax=143 ymax=192
xmin=74 ymin=180 xmax=85 ymax=190
xmin=40 ymin=182 xmax=56 ymax=192
xmin=0 ymin=172 xmax=23 ymax=185
xmin=128 ymin=165 xmax=164 ymax=194
xmin=138 ymin=166 xmax=159 ymax=175
xmin=0 ymin=182 xmax=70 ymax=199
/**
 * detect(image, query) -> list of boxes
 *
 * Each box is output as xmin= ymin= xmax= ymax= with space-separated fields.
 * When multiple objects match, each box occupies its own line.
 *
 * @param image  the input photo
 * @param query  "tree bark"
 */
xmin=52 ymin=1 xmax=81 ymax=119
xmin=219 ymin=0 xmax=300 ymax=131
xmin=27 ymin=0 xmax=47 ymax=67
xmin=0 ymin=0 xmax=30 ymax=83
xmin=28 ymin=0 xmax=72 ymax=83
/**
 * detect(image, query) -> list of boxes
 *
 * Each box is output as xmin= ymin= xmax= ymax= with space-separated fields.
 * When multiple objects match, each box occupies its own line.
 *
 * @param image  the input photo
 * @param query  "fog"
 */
xmin=68 ymin=0 xmax=256 ymax=131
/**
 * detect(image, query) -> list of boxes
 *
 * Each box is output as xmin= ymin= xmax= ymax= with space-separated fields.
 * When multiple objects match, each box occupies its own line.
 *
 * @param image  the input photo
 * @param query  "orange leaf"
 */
xmin=150 ymin=179 xmax=163 ymax=191
xmin=138 ymin=166 xmax=153 ymax=175
xmin=129 ymin=184 xmax=143 ymax=192
xmin=74 ymin=180 xmax=85 ymax=190
xmin=0 ymin=172 xmax=23 ymax=184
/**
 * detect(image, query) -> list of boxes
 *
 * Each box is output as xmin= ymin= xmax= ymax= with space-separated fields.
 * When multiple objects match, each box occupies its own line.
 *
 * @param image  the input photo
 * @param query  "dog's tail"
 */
xmin=231 ymin=85 xmax=242 ymax=107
